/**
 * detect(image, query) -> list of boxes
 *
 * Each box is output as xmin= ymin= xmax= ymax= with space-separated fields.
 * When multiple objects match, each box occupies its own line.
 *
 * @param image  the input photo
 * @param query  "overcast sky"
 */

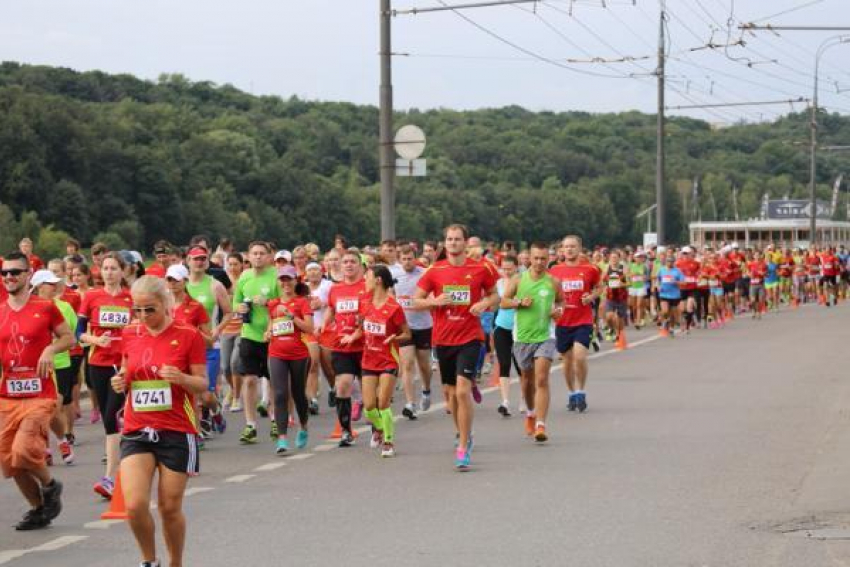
xmin=3 ymin=0 xmax=849 ymax=123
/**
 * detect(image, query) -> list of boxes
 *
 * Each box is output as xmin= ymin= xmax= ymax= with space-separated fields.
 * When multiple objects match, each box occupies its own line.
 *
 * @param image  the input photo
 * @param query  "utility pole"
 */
xmin=655 ymin=0 xmax=666 ymax=245
xmin=379 ymin=0 xmax=395 ymax=240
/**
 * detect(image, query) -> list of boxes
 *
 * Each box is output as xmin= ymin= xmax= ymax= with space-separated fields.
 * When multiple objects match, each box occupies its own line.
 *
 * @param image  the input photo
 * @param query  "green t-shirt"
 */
xmin=514 ymin=271 xmax=557 ymax=344
xmin=54 ymin=298 xmax=77 ymax=370
xmin=233 ymin=267 xmax=279 ymax=343
xmin=628 ymin=262 xmax=648 ymax=289
xmin=187 ymin=274 xmax=217 ymax=320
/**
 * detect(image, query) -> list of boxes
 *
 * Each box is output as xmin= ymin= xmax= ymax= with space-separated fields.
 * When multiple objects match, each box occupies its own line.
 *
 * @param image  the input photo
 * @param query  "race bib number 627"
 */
xmin=444 ymin=285 xmax=471 ymax=305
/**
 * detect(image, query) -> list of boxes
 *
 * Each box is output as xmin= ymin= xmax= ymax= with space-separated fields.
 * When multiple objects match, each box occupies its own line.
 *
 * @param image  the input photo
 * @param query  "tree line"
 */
xmin=1 ymin=61 xmax=849 ymax=258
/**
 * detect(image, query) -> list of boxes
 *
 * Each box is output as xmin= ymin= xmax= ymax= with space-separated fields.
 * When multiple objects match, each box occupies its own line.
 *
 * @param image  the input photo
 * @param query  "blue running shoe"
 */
xmin=455 ymin=449 xmax=471 ymax=470
xmin=275 ymin=437 xmax=289 ymax=455
xmin=567 ymin=394 xmax=578 ymax=411
xmin=296 ymin=430 xmax=308 ymax=449
xmin=577 ymin=393 xmax=588 ymax=413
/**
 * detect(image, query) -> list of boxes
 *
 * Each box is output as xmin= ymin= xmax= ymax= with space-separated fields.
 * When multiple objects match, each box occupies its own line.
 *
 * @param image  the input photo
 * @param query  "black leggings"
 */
xmin=493 ymin=326 xmax=520 ymax=379
xmin=89 ymin=365 xmax=125 ymax=435
xmin=269 ymin=357 xmax=310 ymax=434
xmin=696 ymin=289 xmax=710 ymax=322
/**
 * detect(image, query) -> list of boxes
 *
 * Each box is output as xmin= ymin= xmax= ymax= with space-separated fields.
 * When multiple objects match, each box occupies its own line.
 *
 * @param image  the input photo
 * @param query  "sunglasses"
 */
xmin=132 ymin=306 xmax=158 ymax=314
xmin=1 ymin=269 xmax=27 ymax=277
xmin=166 ymin=277 xmax=183 ymax=283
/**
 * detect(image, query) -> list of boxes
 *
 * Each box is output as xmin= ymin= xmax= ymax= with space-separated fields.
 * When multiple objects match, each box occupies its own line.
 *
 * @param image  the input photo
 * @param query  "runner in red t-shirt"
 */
xmin=111 ymin=275 xmax=207 ymax=567
xmin=0 ymin=252 xmax=73 ymax=530
xmin=549 ymin=235 xmax=601 ymax=413
xmin=675 ymin=247 xmax=701 ymax=331
xmin=747 ymin=252 xmax=768 ymax=318
xmin=77 ymin=252 xmax=134 ymax=499
xmin=805 ymin=248 xmax=822 ymax=303
xmin=324 ymin=250 xmax=368 ymax=446
xmin=820 ymin=247 xmax=840 ymax=306
xmin=414 ymin=225 xmax=499 ymax=469
xmin=359 ymin=265 xmax=409 ymax=458
xmin=265 ymin=265 xmax=314 ymax=454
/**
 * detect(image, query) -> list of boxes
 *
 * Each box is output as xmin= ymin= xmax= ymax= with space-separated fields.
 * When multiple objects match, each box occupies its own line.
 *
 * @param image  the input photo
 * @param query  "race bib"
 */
xmin=397 ymin=296 xmax=413 ymax=309
xmin=631 ymin=275 xmax=645 ymax=283
xmin=709 ymin=279 xmax=720 ymax=287
xmin=99 ymin=306 xmax=130 ymax=328
xmin=131 ymin=380 xmax=173 ymax=412
xmin=444 ymin=285 xmax=471 ymax=305
xmin=272 ymin=318 xmax=295 ymax=336
xmin=6 ymin=378 xmax=41 ymax=396
xmin=336 ymin=299 xmax=359 ymax=313
xmin=364 ymin=320 xmax=386 ymax=335
xmin=698 ymin=279 xmax=709 ymax=287
xmin=662 ymin=275 xmax=674 ymax=283
xmin=750 ymin=278 xmax=762 ymax=285
xmin=608 ymin=280 xmax=622 ymax=289
xmin=684 ymin=276 xmax=697 ymax=284
xmin=562 ymin=280 xmax=584 ymax=292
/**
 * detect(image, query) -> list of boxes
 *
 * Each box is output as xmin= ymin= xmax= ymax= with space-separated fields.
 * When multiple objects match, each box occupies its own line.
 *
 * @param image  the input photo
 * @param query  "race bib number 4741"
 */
xmin=131 ymin=380 xmax=173 ymax=412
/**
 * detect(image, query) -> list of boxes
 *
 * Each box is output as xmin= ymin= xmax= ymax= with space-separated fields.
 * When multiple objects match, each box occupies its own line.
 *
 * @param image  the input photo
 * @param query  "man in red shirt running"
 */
xmin=0 ymin=252 xmax=73 ymax=530
xmin=549 ymin=235 xmax=602 ymax=413
xmin=414 ymin=224 xmax=499 ymax=470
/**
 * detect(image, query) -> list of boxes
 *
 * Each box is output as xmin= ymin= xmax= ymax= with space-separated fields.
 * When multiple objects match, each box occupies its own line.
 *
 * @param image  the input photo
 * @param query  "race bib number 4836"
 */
xmin=98 ymin=306 xmax=130 ymax=328
xmin=131 ymin=380 xmax=173 ymax=412
xmin=444 ymin=285 xmax=471 ymax=305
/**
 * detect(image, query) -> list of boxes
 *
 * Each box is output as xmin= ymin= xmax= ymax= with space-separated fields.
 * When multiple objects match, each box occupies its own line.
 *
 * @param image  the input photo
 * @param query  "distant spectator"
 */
xmin=19 ymin=237 xmax=44 ymax=271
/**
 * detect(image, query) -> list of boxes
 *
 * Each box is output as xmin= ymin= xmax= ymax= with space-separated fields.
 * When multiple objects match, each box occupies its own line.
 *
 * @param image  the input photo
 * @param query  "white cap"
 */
xmin=657 ymin=246 xmax=667 ymax=254
xmin=305 ymin=262 xmax=322 ymax=272
xmin=165 ymin=264 xmax=189 ymax=281
xmin=682 ymin=246 xmax=694 ymax=254
xmin=274 ymin=250 xmax=292 ymax=262
xmin=731 ymin=242 xmax=739 ymax=249
xmin=31 ymin=269 xmax=60 ymax=287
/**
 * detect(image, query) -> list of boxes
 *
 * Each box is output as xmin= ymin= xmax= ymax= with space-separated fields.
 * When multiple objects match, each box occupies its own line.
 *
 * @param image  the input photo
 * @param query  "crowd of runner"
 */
xmin=2 ymin=228 xmax=848 ymax=566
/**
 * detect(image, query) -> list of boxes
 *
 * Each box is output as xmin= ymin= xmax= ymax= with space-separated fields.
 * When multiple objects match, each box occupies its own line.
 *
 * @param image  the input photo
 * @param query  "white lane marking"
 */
xmin=0 ymin=535 xmax=89 ymax=565
xmin=254 ymin=462 xmax=288 ymax=472
xmin=313 ymin=444 xmax=336 ymax=452
xmin=225 ymin=474 xmax=255 ymax=483
xmin=184 ymin=486 xmax=215 ymax=497
xmin=84 ymin=519 xmax=123 ymax=529
xmin=286 ymin=453 xmax=315 ymax=461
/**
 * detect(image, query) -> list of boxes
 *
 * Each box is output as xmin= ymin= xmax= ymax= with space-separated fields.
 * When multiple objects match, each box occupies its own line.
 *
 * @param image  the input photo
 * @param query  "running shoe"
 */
xmin=338 ymin=431 xmax=355 ymax=447
xmin=467 ymin=432 xmax=474 ymax=453
xmin=197 ymin=434 xmax=206 ymax=451
xmin=229 ymin=401 xmax=243 ymax=413
xmin=269 ymin=420 xmax=279 ymax=440
xmin=497 ymin=403 xmax=511 ymax=417
xmin=15 ymin=507 xmax=50 ymax=531
xmin=65 ymin=433 xmax=75 ymax=446
xmin=275 ymin=437 xmax=289 ymax=455
xmin=518 ymin=400 xmax=529 ymax=415
xmin=402 ymin=404 xmax=418 ymax=420
xmin=590 ymin=332 xmax=601 ymax=353
xmin=296 ymin=429 xmax=309 ymax=449
xmin=455 ymin=449 xmax=471 ymax=470
xmin=352 ymin=401 xmax=363 ymax=422
xmin=239 ymin=425 xmax=258 ymax=445
xmin=524 ymin=415 xmax=535 ymax=436
xmin=211 ymin=411 xmax=227 ymax=434
xmin=534 ymin=423 xmax=548 ymax=443
xmin=89 ymin=408 xmax=101 ymax=424
xmin=257 ymin=401 xmax=269 ymax=418
xmin=222 ymin=391 xmax=233 ymax=410
xmin=381 ymin=442 xmax=395 ymax=458
xmin=41 ymin=479 xmax=63 ymax=520
xmin=419 ymin=391 xmax=431 ymax=412
xmin=93 ymin=476 xmax=114 ymax=500
xmin=199 ymin=419 xmax=214 ymax=440
xmin=481 ymin=360 xmax=493 ymax=376
xmin=576 ymin=393 xmax=588 ymax=413
xmin=140 ymin=561 xmax=161 ymax=567
xmin=59 ymin=440 xmax=74 ymax=465
xmin=309 ymin=398 xmax=320 ymax=415
xmin=471 ymin=384 xmax=482 ymax=404
xmin=567 ymin=394 xmax=578 ymax=411
xmin=328 ymin=390 xmax=337 ymax=408
xmin=370 ymin=429 xmax=384 ymax=449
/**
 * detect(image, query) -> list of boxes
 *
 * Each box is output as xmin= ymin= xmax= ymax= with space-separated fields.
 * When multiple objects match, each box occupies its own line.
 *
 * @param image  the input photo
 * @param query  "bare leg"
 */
xmin=157 ymin=465 xmax=189 ymax=567
xmin=122 ymin=454 xmax=158 ymax=564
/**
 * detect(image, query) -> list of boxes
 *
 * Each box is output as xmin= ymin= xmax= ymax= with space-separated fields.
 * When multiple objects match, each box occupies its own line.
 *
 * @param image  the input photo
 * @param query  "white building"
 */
xmin=689 ymin=218 xmax=850 ymax=249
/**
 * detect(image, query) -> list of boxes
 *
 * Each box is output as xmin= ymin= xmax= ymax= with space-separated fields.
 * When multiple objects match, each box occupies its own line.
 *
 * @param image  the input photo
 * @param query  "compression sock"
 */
xmin=336 ymin=398 xmax=352 ymax=433
xmin=365 ymin=408 xmax=382 ymax=432
xmin=380 ymin=408 xmax=395 ymax=442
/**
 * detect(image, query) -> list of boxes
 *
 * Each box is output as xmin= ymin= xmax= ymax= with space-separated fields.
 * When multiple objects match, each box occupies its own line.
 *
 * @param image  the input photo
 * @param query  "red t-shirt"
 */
xmin=549 ymin=261 xmax=601 ymax=328
xmin=91 ymin=265 xmax=103 ymax=288
xmin=27 ymin=254 xmax=44 ymax=272
xmin=327 ymin=280 xmax=367 ymax=353
xmin=360 ymin=296 xmax=406 ymax=372
xmin=79 ymin=288 xmax=134 ymax=367
xmin=267 ymin=296 xmax=312 ymax=360
xmin=778 ymin=256 xmax=794 ymax=278
xmin=701 ymin=264 xmax=720 ymax=288
xmin=747 ymin=261 xmax=767 ymax=284
xmin=416 ymin=258 xmax=498 ymax=346
xmin=821 ymin=253 xmax=839 ymax=276
xmin=172 ymin=295 xmax=210 ymax=329
xmin=675 ymin=258 xmax=701 ymax=290
xmin=146 ymin=263 xmax=167 ymax=278
xmin=121 ymin=323 xmax=206 ymax=434
xmin=61 ymin=289 xmax=83 ymax=356
xmin=0 ymin=296 xmax=65 ymax=399
xmin=603 ymin=266 xmax=628 ymax=302
xmin=0 ymin=286 xmax=7 ymax=303
xmin=806 ymin=254 xmax=821 ymax=276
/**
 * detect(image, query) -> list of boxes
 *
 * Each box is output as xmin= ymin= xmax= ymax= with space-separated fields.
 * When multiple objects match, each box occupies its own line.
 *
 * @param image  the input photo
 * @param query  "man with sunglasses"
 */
xmin=0 ymin=252 xmax=74 ymax=530
xmin=185 ymin=246 xmax=232 ymax=437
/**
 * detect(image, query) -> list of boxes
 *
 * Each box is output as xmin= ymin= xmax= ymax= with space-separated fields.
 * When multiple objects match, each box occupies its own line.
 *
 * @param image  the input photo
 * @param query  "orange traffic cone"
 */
xmin=326 ymin=418 xmax=358 ymax=440
xmin=487 ymin=361 xmax=500 ymax=387
xmin=615 ymin=330 xmax=628 ymax=350
xmin=659 ymin=327 xmax=669 ymax=338
xmin=101 ymin=471 xmax=128 ymax=520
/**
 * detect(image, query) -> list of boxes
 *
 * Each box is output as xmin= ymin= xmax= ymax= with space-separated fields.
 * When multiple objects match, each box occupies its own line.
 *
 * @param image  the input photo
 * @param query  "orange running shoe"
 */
xmin=524 ymin=415 xmax=535 ymax=436
xmin=534 ymin=423 xmax=548 ymax=443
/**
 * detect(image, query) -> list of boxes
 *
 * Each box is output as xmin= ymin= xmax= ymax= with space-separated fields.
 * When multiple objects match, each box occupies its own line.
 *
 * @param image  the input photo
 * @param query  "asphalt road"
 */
xmin=3 ymin=303 xmax=850 ymax=566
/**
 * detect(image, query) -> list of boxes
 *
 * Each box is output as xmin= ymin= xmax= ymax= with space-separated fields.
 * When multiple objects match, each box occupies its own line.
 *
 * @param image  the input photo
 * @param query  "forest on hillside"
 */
xmin=1 ymin=61 xmax=849 ymax=257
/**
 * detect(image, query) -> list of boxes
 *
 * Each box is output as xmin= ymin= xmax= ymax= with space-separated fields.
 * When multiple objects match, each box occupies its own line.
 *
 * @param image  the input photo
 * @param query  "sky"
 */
xmin=3 ymin=0 xmax=850 ymax=123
